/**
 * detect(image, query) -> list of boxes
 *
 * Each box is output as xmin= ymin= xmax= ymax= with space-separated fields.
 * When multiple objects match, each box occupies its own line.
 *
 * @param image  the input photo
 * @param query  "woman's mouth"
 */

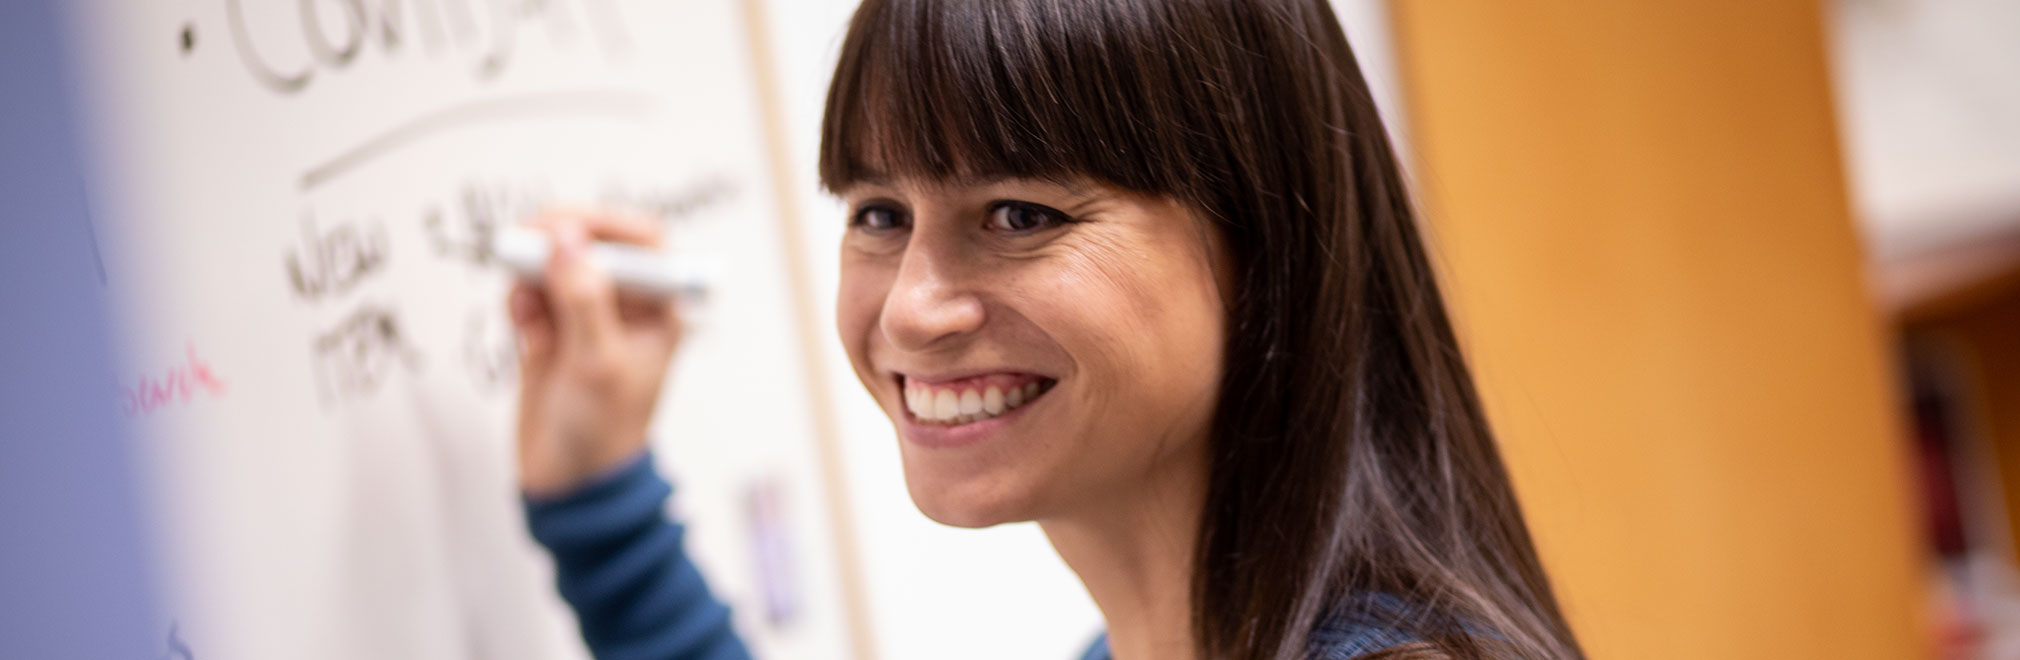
xmin=900 ymin=373 xmax=1057 ymax=426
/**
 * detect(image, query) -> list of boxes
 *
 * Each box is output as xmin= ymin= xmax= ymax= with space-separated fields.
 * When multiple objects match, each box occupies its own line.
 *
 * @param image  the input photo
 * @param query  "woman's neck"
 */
xmin=1040 ymin=442 xmax=1210 ymax=660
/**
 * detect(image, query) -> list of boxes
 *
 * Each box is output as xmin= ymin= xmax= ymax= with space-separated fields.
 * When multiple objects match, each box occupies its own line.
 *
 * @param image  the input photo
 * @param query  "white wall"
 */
xmin=754 ymin=2 xmax=1409 ymax=659
xmin=1829 ymin=0 xmax=2020 ymax=260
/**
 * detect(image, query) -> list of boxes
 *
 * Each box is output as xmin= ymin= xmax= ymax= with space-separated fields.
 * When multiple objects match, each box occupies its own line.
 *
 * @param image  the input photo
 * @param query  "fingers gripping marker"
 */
xmin=492 ymin=225 xmax=714 ymax=304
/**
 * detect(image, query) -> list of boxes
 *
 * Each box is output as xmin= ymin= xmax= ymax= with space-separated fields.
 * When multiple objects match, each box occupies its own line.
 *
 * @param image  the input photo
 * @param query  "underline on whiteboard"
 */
xmin=298 ymin=90 xmax=663 ymax=191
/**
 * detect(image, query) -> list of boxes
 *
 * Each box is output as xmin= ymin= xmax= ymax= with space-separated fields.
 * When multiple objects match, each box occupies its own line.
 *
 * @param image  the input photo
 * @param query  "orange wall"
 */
xmin=1389 ymin=2 xmax=1929 ymax=658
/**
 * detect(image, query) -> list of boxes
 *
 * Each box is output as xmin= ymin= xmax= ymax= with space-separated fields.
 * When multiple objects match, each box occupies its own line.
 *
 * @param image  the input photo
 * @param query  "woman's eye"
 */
xmin=987 ymin=201 xmax=1071 ymax=234
xmin=851 ymin=205 xmax=908 ymax=232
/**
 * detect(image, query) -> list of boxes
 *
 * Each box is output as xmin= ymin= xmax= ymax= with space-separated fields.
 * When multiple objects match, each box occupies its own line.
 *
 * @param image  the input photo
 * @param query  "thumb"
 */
xmin=507 ymin=283 xmax=555 ymax=375
xmin=508 ymin=283 xmax=555 ymax=465
xmin=544 ymin=223 xmax=623 ymax=359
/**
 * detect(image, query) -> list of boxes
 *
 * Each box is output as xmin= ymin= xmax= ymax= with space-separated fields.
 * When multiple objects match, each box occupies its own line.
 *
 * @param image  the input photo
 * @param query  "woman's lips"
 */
xmin=900 ymin=373 xmax=1056 ymax=426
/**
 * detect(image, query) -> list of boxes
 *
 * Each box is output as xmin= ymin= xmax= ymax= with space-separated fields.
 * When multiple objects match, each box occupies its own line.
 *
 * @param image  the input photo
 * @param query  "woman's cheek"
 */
xmin=1024 ymin=251 xmax=1158 ymax=402
xmin=1066 ymin=223 xmax=1223 ymax=430
xmin=834 ymin=263 xmax=892 ymax=376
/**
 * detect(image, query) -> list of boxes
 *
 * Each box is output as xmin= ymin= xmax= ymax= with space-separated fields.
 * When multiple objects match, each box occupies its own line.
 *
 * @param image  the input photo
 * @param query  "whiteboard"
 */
xmin=63 ymin=1 xmax=859 ymax=658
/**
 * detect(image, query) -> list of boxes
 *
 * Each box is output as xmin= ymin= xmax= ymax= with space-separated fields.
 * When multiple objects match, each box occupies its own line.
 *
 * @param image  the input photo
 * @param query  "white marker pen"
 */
xmin=491 ymin=225 xmax=713 ymax=302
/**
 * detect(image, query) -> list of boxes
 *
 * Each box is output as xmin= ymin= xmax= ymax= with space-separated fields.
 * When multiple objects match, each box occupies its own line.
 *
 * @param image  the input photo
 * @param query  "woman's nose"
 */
xmin=879 ymin=243 xmax=986 ymax=352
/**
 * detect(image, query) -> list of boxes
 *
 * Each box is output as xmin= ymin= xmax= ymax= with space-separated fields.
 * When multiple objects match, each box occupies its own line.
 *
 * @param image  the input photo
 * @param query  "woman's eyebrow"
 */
xmin=846 ymin=170 xmax=894 ymax=189
xmin=840 ymin=171 xmax=1099 ymax=201
xmin=833 ymin=172 xmax=900 ymax=198
xmin=962 ymin=174 xmax=1094 ymax=198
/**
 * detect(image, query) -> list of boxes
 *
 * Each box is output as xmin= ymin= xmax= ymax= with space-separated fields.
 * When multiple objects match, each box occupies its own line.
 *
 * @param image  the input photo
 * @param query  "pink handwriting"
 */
xmin=119 ymin=343 xmax=227 ymax=418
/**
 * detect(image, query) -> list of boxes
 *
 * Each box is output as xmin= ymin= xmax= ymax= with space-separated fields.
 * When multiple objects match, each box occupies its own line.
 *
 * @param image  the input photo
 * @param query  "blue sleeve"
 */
xmin=525 ymin=453 xmax=754 ymax=660
xmin=1079 ymin=633 xmax=1110 ymax=660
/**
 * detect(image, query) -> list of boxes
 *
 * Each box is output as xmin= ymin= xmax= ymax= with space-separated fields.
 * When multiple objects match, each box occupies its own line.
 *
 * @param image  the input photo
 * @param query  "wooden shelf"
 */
xmin=1874 ymin=217 xmax=2020 ymax=324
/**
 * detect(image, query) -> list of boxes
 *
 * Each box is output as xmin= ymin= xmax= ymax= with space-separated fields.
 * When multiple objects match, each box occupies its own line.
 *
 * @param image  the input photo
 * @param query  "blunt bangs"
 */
xmin=818 ymin=0 xmax=1208 ymax=196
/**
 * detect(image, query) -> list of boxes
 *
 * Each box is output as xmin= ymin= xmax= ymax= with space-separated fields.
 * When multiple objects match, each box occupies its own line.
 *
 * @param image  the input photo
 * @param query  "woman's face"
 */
xmin=835 ymin=175 xmax=1228 ymax=527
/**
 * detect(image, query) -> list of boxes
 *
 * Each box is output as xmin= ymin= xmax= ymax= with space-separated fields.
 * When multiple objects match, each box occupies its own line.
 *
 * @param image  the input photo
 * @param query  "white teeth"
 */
xmin=905 ymin=379 xmax=1050 ymax=425
xmin=934 ymin=390 xmax=959 ymax=420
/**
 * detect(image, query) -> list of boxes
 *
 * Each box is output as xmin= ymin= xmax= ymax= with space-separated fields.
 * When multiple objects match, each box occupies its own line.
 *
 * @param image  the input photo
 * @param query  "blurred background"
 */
xmin=3 ymin=0 xmax=2017 ymax=659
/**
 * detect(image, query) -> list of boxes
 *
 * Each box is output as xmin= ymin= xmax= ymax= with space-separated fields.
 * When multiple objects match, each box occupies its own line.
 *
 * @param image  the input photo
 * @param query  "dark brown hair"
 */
xmin=819 ymin=1 xmax=1584 ymax=658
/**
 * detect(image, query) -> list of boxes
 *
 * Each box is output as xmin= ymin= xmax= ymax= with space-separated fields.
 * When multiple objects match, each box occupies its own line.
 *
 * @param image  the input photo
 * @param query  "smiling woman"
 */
xmin=506 ymin=1 xmax=1584 ymax=660
xmin=834 ymin=176 xmax=1228 ymax=536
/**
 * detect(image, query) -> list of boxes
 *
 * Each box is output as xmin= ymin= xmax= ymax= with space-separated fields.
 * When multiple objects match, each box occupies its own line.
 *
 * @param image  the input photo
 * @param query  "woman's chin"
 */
xmin=900 ymin=464 xmax=1039 ymax=529
xmin=911 ymin=501 xmax=1008 ymax=529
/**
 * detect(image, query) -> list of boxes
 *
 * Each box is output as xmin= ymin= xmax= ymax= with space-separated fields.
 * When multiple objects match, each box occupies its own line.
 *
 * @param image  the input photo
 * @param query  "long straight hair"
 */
xmin=818 ymin=1 xmax=1584 ymax=658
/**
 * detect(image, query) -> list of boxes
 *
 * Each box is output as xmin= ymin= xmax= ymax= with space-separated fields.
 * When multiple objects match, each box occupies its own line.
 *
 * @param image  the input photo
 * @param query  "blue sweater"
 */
xmin=525 ymin=454 xmax=1420 ymax=660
